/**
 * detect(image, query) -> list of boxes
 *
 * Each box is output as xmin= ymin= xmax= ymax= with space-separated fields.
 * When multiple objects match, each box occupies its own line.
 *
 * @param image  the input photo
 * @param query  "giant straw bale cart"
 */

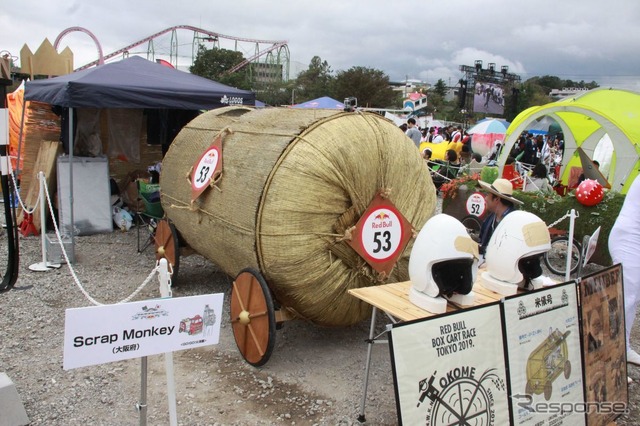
xmin=157 ymin=106 xmax=436 ymax=365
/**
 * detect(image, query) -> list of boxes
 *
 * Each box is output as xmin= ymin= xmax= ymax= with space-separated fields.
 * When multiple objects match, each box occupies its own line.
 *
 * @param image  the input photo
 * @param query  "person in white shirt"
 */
xmin=451 ymin=126 xmax=463 ymax=142
xmin=609 ymin=174 xmax=640 ymax=383
xmin=432 ymin=130 xmax=444 ymax=144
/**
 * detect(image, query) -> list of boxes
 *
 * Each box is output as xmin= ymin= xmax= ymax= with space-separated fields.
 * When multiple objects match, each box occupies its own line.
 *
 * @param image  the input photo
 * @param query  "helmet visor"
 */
xmin=432 ymin=258 xmax=475 ymax=297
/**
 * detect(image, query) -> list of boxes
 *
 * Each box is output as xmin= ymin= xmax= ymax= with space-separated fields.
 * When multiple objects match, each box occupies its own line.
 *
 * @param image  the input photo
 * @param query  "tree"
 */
xmin=295 ymin=56 xmax=334 ymax=102
xmin=433 ymin=79 xmax=448 ymax=98
xmin=253 ymin=79 xmax=296 ymax=106
xmin=333 ymin=66 xmax=398 ymax=108
xmin=190 ymin=45 xmax=251 ymax=90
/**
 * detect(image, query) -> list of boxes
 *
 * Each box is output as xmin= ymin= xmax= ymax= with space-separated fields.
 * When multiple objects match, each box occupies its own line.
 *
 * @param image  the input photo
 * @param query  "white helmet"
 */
xmin=409 ymin=214 xmax=479 ymax=298
xmin=485 ymin=211 xmax=551 ymax=285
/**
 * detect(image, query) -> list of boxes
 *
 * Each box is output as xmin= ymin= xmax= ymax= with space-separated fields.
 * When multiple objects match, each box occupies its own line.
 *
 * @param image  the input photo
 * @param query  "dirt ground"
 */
xmin=0 ymin=227 xmax=638 ymax=425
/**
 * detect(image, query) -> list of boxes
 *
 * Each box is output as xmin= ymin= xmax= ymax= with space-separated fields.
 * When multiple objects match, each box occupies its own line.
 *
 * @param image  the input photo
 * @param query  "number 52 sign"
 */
xmin=347 ymin=193 xmax=414 ymax=276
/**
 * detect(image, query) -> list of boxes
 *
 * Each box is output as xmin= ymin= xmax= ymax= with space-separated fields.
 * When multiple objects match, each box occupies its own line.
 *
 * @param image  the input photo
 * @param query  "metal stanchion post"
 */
xmin=158 ymin=259 xmax=178 ymax=426
xmin=564 ymin=209 xmax=577 ymax=282
xmin=137 ymin=357 xmax=148 ymax=426
xmin=29 ymin=171 xmax=60 ymax=271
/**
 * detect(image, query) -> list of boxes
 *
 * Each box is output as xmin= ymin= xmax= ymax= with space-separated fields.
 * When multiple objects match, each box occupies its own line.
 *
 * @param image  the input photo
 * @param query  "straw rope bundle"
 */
xmin=161 ymin=106 xmax=436 ymax=326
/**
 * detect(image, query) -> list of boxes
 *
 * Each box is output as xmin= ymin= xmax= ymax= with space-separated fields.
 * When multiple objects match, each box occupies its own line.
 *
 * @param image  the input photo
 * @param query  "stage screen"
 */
xmin=474 ymin=81 xmax=505 ymax=115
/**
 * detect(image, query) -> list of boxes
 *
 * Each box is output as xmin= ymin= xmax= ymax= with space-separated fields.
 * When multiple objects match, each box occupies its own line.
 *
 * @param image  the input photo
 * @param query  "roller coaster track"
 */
xmin=65 ymin=25 xmax=289 ymax=76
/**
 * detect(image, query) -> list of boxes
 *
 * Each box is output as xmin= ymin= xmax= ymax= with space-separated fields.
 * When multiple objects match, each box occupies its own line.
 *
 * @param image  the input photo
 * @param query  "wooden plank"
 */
xmin=349 ymin=279 xmax=504 ymax=323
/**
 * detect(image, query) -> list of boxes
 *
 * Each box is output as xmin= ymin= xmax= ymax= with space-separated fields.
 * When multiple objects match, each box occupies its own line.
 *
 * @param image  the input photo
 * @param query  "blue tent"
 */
xmin=292 ymin=96 xmax=344 ymax=109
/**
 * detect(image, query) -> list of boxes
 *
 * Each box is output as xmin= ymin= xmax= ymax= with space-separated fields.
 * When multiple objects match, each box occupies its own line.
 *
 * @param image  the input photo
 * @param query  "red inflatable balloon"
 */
xmin=575 ymin=179 xmax=604 ymax=206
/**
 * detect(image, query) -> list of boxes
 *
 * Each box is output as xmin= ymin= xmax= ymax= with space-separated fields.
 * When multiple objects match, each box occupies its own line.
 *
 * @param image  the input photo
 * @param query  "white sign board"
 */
xmin=63 ymin=293 xmax=224 ymax=370
xmin=389 ymin=303 xmax=510 ymax=425
xmin=502 ymin=283 xmax=585 ymax=425
xmin=583 ymin=226 xmax=601 ymax=267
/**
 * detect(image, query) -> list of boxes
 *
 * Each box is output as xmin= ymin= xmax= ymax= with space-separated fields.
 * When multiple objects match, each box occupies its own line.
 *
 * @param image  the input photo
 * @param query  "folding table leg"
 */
xmin=357 ymin=306 xmax=378 ymax=423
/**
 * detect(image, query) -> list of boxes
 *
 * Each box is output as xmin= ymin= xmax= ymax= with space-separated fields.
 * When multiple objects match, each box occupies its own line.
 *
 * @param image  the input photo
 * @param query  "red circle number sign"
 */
xmin=347 ymin=194 xmax=413 ymax=276
xmin=465 ymin=192 xmax=487 ymax=217
xmin=360 ymin=208 xmax=403 ymax=261
xmin=190 ymin=135 xmax=223 ymax=202
xmin=192 ymin=147 xmax=220 ymax=191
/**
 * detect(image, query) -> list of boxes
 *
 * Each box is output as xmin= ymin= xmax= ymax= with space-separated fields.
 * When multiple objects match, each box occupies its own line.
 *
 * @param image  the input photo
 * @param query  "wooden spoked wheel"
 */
xmin=231 ymin=268 xmax=276 ymax=367
xmin=154 ymin=219 xmax=180 ymax=286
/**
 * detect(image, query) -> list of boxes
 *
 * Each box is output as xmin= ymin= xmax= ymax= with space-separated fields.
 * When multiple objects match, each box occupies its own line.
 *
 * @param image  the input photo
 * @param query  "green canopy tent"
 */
xmin=498 ymin=88 xmax=640 ymax=193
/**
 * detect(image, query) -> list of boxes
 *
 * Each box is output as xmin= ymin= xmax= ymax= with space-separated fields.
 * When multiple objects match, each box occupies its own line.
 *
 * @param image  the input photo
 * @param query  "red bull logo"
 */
xmin=374 ymin=212 xmax=390 ymax=221
xmin=203 ymin=150 xmax=217 ymax=165
xmin=372 ymin=211 xmax=393 ymax=229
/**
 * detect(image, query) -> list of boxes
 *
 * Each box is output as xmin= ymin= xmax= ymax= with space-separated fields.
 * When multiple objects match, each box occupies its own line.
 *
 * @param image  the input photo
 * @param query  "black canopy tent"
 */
xmin=23 ymin=56 xmax=255 ymax=253
xmin=24 ymin=55 xmax=255 ymax=109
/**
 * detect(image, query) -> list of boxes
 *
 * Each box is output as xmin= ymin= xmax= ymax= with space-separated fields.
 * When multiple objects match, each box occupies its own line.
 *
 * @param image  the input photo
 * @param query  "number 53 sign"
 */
xmin=190 ymin=135 xmax=223 ymax=202
xmin=347 ymin=193 xmax=414 ymax=276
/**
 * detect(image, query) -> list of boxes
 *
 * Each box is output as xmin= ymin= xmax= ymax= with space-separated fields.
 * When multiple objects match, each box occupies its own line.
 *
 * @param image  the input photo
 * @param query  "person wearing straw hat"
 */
xmin=477 ymin=178 xmax=524 ymax=258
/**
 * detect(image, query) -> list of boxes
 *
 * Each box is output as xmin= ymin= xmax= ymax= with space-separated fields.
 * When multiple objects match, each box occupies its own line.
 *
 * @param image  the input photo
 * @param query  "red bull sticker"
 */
xmin=190 ymin=135 xmax=223 ymax=202
xmin=361 ymin=209 xmax=401 ymax=260
xmin=348 ymin=193 xmax=413 ymax=275
xmin=465 ymin=192 xmax=487 ymax=217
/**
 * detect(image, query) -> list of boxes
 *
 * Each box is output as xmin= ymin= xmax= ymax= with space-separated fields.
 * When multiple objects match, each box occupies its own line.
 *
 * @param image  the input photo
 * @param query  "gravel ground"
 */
xmin=0 ymin=203 xmax=638 ymax=425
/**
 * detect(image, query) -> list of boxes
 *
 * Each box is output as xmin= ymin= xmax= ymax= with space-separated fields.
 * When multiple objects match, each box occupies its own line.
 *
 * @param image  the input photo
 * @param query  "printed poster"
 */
xmin=579 ymin=265 xmax=628 ymax=426
xmin=389 ymin=303 xmax=509 ymax=425
xmin=502 ymin=282 xmax=585 ymax=426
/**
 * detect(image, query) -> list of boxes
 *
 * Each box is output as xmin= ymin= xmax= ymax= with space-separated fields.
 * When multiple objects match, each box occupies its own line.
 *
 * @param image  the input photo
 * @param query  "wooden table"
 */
xmin=348 ymin=280 xmax=503 ymax=423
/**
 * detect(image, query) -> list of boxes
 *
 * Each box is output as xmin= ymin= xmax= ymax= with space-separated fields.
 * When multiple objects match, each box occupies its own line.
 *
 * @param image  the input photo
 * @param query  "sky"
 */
xmin=2 ymin=0 xmax=640 ymax=91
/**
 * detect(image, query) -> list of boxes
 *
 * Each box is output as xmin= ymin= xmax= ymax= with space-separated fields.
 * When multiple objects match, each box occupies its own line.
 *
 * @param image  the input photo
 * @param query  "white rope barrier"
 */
xmin=547 ymin=209 xmax=578 ymax=229
xmin=30 ymin=171 xmax=162 ymax=306
xmin=8 ymin=162 xmax=38 ymax=215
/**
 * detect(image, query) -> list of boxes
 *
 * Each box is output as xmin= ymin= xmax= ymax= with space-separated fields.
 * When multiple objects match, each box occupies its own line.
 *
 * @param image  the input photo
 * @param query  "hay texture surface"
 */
xmin=161 ymin=107 xmax=436 ymax=326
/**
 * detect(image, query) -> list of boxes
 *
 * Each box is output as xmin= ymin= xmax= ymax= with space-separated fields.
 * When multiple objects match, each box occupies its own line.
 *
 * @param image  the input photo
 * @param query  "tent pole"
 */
xmin=68 ymin=107 xmax=75 ymax=255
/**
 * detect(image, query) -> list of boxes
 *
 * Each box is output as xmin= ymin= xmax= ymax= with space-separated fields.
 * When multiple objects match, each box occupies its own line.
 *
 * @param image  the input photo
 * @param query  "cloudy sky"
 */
xmin=2 ymin=0 xmax=639 ymax=90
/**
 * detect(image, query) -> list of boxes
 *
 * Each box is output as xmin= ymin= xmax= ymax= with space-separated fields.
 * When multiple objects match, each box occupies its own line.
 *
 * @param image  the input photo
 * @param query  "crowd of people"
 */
xmin=403 ymin=120 xmax=566 ymax=195
xmin=508 ymin=132 xmax=564 ymax=174
xmin=401 ymin=121 xmax=469 ymax=148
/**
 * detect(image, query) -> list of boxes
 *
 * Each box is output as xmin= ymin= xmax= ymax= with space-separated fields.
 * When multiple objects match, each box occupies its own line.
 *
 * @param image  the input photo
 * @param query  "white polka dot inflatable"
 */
xmin=576 ymin=179 xmax=604 ymax=206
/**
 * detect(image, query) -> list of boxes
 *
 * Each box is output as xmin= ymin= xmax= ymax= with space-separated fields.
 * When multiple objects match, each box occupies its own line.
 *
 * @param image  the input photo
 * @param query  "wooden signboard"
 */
xmin=579 ymin=264 xmax=628 ymax=426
